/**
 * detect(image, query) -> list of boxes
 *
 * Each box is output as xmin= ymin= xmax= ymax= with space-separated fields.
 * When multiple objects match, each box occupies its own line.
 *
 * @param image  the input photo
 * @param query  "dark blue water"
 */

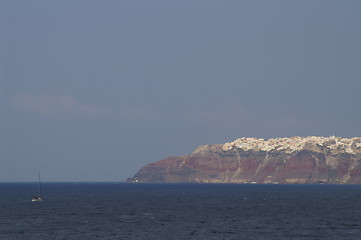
xmin=1 ymin=183 xmax=361 ymax=239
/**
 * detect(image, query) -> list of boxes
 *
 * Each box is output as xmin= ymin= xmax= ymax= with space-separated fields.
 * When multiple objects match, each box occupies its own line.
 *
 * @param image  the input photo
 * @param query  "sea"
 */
xmin=1 ymin=183 xmax=361 ymax=240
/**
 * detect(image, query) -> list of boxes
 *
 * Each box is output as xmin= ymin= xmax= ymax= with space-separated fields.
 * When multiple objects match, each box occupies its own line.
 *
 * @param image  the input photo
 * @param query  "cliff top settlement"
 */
xmin=221 ymin=136 xmax=361 ymax=154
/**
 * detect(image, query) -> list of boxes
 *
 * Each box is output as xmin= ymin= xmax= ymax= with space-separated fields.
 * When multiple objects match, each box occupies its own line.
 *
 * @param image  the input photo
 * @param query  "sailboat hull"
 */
xmin=31 ymin=196 xmax=43 ymax=202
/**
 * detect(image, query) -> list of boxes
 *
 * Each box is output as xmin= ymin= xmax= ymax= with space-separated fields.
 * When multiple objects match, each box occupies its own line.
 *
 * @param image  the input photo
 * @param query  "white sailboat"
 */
xmin=31 ymin=171 xmax=44 ymax=202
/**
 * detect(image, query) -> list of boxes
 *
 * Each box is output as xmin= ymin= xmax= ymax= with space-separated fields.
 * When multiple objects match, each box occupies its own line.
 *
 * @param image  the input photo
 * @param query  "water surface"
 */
xmin=1 ymin=183 xmax=361 ymax=239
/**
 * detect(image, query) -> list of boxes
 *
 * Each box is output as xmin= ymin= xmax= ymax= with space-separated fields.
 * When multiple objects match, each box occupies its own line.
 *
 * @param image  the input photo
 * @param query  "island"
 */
xmin=128 ymin=136 xmax=361 ymax=184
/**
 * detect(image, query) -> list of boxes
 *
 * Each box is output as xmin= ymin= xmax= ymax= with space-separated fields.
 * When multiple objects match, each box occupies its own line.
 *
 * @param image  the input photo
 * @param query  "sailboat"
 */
xmin=31 ymin=171 xmax=44 ymax=202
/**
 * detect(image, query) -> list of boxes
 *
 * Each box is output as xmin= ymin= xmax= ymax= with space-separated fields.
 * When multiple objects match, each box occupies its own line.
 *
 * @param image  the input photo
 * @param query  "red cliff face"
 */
xmin=128 ymin=137 xmax=361 ymax=184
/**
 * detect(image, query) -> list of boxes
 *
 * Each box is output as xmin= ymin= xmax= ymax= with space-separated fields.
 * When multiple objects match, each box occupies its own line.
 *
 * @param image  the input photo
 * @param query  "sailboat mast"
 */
xmin=38 ymin=171 xmax=43 ymax=197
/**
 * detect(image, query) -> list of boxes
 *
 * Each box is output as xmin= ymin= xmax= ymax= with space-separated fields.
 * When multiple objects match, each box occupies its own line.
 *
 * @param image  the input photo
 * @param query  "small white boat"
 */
xmin=32 ymin=171 xmax=44 ymax=202
xmin=31 ymin=196 xmax=43 ymax=202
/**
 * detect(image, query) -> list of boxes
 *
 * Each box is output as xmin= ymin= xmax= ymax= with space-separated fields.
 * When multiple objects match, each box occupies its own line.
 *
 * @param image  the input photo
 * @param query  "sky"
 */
xmin=1 ymin=0 xmax=361 ymax=182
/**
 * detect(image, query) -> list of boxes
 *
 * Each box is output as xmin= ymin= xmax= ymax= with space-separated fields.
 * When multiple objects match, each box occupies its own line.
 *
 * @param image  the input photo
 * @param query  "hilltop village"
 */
xmin=222 ymin=136 xmax=361 ymax=154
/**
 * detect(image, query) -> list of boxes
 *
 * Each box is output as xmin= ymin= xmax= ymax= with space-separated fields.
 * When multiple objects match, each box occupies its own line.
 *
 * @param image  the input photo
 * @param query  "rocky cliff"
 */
xmin=128 ymin=136 xmax=361 ymax=184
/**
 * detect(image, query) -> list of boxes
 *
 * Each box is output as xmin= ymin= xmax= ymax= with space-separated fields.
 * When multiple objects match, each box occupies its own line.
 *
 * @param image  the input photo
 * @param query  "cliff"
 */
xmin=128 ymin=136 xmax=361 ymax=184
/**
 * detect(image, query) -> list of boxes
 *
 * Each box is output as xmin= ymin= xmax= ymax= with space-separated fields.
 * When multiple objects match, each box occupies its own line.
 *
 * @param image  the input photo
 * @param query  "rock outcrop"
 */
xmin=128 ymin=136 xmax=361 ymax=184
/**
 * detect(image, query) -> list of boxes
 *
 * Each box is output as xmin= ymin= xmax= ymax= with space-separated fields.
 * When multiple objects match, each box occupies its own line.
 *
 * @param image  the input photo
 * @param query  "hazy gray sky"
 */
xmin=1 ymin=0 xmax=361 ymax=182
